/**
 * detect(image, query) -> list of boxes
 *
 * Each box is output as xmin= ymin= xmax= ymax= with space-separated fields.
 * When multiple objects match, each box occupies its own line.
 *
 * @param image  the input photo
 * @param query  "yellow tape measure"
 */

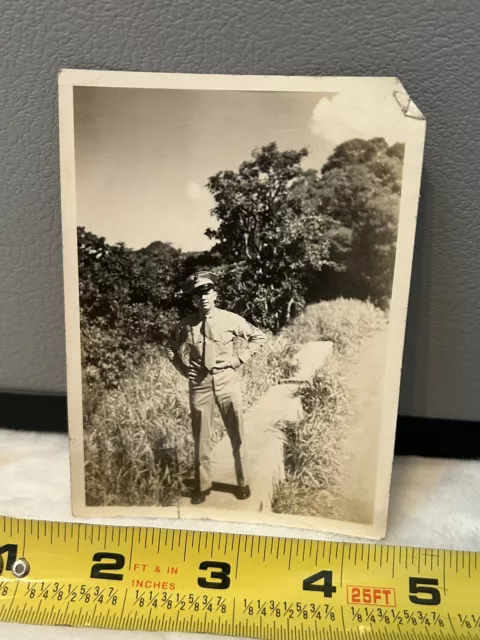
xmin=0 ymin=515 xmax=479 ymax=638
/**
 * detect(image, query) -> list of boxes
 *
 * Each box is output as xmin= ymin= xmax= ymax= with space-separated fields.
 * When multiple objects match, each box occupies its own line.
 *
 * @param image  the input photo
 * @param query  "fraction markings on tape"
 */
xmin=0 ymin=516 xmax=479 ymax=639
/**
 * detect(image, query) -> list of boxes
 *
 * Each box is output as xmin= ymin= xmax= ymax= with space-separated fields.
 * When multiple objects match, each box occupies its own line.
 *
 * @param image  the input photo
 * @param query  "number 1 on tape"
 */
xmin=0 ymin=516 xmax=479 ymax=638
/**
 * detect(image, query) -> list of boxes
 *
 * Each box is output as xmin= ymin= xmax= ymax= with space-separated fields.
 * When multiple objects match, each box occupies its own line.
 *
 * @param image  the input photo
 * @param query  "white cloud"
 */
xmin=187 ymin=180 xmax=209 ymax=202
xmin=309 ymin=84 xmax=406 ymax=146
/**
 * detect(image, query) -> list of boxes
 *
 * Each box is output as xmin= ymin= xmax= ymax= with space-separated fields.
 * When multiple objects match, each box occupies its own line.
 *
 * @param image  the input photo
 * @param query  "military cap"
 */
xmin=183 ymin=270 xmax=219 ymax=294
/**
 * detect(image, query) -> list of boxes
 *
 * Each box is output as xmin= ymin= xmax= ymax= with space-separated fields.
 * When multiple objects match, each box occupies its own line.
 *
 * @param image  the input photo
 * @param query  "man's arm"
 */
xmin=232 ymin=315 xmax=267 ymax=367
xmin=166 ymin=323 xmax=190 ymax=378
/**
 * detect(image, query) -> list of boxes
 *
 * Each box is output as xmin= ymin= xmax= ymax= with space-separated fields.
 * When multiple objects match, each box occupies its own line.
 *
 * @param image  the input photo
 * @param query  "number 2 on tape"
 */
xmin=84 ymin=549 xmax=441 ymax=608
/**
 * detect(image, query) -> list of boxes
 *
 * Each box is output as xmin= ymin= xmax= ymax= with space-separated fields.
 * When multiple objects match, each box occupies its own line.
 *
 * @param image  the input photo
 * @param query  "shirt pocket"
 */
xmin=186 ymin=328 xmax=204 ymax=359
xmin=213 ymin=328 xmax=233 ymax=346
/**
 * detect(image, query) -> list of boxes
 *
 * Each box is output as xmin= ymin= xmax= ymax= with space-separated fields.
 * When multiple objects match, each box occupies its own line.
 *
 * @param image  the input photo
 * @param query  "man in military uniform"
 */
xmin=167 ymin=271 xmax=266 ymax=505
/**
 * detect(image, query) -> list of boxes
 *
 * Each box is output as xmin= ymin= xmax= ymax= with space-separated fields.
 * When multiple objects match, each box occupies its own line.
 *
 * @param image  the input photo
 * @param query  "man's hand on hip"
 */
xmin=188 ymin=360 xmax=203 ymax=380
xmin=228 ymin=356 xmax=242 ymax=370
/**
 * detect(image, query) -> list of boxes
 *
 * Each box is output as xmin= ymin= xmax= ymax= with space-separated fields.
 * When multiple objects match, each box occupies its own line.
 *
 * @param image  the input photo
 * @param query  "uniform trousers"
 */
xmin=189 ymin=367 xmax=248 ymax=492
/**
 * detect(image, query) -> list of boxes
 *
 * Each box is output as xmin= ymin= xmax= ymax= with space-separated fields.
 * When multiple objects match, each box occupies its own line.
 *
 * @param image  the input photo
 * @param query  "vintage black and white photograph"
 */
xmin=59 ymin=71 xmax=425 ymax=538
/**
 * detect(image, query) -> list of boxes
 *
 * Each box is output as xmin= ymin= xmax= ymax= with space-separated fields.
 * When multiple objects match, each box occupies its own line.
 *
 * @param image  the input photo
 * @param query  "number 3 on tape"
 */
xmin=0 ymin=517 xmax=478 ymax=638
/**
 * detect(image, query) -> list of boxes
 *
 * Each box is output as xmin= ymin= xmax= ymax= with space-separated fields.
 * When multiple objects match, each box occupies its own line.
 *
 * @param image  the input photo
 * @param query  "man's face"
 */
xmin=192 ymin=287 xmax=217 ymax=313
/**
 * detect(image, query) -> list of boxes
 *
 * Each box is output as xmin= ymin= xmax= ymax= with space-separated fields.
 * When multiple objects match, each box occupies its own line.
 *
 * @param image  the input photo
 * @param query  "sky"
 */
xmin=74 ymin=83 xmax=406 ymax=252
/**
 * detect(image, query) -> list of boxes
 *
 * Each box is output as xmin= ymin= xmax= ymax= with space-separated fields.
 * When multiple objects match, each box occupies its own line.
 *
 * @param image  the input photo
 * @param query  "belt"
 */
xmin=209 ymin=365 xmax=234 ymax=375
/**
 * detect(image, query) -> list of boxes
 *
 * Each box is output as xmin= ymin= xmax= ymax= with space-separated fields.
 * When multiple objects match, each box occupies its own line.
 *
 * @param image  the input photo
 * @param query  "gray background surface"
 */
xmin=0 ymin=0 xmax=478 ymax=421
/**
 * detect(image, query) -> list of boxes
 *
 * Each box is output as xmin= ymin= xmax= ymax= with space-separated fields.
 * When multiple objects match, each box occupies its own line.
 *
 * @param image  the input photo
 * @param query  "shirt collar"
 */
xmin=205 ymin=306 xmax=218 ymax=319
xmin=198 ymin=306 xmax=218 ymax=321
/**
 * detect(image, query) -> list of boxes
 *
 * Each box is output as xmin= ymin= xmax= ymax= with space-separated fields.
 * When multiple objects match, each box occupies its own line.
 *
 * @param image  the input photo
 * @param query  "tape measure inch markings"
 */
xmin=0 ymin=515 xmax=479 ymax=638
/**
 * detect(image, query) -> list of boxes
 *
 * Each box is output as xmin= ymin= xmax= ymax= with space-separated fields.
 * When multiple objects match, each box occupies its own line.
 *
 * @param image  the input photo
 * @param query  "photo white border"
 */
xmin=59 ymin=69 xmax=426 ymax=539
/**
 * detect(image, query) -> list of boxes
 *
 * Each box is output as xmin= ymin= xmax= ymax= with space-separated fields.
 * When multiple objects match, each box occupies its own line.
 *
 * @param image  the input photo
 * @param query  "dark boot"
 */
xmin=236 ymin=485 xmax=251 ymax=500
xmin=190 ymin=488 xmax=211 ymax=505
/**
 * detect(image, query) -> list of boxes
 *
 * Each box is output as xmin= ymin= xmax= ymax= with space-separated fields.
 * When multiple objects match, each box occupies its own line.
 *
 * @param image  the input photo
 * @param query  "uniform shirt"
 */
xmin=167 ymin=307 xmax=266 ymax=376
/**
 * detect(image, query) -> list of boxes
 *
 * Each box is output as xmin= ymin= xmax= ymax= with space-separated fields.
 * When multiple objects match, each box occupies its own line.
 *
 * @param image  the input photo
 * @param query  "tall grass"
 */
xmin=239 ymin=332 xmax=299 ymax=403
xmin=83 ymin=298 xmax=386 ymax=508
xmin=84 ymin=350 xmax=192 ymax=506
xmin=271 ymin=355 xmax=348 ymax=517
xmin=272 ymin=299 xmax=386 ymax=518
xmin=84 ymin=329 xmax=298 ymax=506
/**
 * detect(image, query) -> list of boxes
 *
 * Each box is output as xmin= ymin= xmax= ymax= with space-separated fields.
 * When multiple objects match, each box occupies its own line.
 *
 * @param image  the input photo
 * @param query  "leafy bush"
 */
xmin=285 ymin=298 xmax=386 ymax=356
xmin=78 ymin=227 xmax=183 ymax=391
xmin=81 ymin=316 xmax=143 ymax=392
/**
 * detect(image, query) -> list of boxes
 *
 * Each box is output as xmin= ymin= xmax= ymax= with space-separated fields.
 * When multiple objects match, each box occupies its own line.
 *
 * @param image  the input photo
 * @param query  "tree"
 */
xmin=347 ymin=191 xmax=400 ymax=308
xmin=205 ymin=142 xmax=335 ymax=331
xmin=312 ymin=138 xmax=405 ymax=308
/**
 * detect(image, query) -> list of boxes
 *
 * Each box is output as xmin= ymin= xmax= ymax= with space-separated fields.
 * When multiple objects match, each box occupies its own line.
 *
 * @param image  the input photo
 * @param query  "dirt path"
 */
xmin=336 ymin=327 xmax=389 ymax=524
